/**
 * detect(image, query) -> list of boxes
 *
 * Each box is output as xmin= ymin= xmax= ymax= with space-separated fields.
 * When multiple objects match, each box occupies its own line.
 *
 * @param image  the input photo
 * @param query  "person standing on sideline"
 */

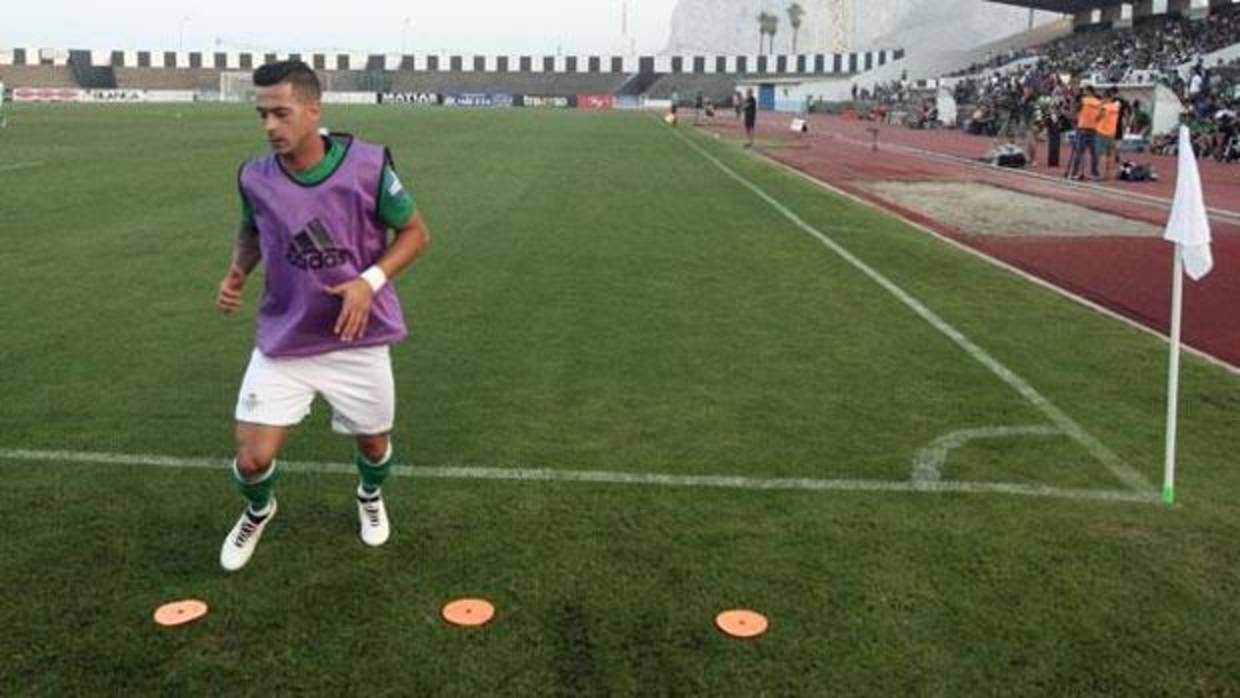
xmin=1115 ymin=92 xmax=1131 ymax=160
xmin=1068 ymin=84 xmax=1102 ymax=180
xmin=1046 ymin=80 xmax=1072 ymax=169
xmin=1019 ymin=85 xmax=1040 ymax=166
xmin=215 ymin=60 xmax=430 ymax=572
xmin=1128 ymin=99 xmax=1152 ymax=140
xmin=743 ymin=88 xmax=758 ymax=147
xmin=1043 ymin=92 xmax=1062 ymax=168
xmin=1097 ymin=88 xmax=1122 ymax=181
xmin=1188 ymin=65 xmax=1204 ymax=116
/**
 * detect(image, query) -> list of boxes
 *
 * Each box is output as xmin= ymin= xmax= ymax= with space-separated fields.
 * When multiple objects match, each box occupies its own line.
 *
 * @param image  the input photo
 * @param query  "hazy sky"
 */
xmin=1 ymin=0 xmax=681 ymax=55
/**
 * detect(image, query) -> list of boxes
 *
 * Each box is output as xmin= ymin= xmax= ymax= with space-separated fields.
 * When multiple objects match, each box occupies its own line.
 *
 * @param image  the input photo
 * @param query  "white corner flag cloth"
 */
xmin=1163 ymin=125 xmax=1213 ymax=281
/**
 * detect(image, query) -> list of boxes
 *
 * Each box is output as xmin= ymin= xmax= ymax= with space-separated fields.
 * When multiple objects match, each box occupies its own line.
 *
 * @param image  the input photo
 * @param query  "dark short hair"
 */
xmin=253 ymin=60 xmax=321 ymax=101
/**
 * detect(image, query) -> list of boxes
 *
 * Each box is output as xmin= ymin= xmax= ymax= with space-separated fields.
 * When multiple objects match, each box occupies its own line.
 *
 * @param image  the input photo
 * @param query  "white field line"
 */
xmin=0 ymin=161 xmax=43 ymax=174
xmin=0 ymin=448 xmax=1158 ymax=505
xmin=670 ymin=125 xmax=1156 ymax=495
xmin=911 ymin=425 xmax=1065 ymax=483
xmin=758 ymin=150 xmax=1240 ymax=377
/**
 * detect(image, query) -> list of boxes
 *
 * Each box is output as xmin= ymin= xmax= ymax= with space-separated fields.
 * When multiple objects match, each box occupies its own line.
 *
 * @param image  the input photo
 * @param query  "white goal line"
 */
xmin=0 ymin=448 xmax=1158 ymax=505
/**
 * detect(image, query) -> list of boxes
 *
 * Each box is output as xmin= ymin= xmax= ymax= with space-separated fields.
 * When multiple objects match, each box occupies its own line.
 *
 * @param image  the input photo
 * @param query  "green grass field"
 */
xmin=2 ymin=103 xmax=1239 ymax=696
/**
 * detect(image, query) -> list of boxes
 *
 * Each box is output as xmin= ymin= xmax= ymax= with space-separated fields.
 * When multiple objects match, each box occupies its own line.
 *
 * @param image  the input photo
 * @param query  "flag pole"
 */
xmin=1162 ymin=244 xmax=1184 ymax=508
xmin=1160 ymin=125 xmax=1213 ymax=509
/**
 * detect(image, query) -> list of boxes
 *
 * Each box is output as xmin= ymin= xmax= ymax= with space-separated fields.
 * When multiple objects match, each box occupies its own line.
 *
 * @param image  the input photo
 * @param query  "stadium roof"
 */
xmin=987 ymin=0 xmax=1127 ymax=13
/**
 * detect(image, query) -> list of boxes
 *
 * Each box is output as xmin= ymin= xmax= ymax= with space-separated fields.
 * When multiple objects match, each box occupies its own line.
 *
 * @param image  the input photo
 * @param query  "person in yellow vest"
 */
xmin=1067 ymin=84 xmax=1103 ymax=181
xmin=1097 ymin=88 xmax=1123 ymax=181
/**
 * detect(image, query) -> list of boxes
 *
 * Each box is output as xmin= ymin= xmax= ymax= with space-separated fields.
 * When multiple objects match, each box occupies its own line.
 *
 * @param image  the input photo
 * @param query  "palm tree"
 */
xmin=757 ymin=12 xmax=780 ymax=55
xmin=756 ymin=12 xmax=771 ymax=54
xmin=787 ymin=3 xmax=805 ymax=55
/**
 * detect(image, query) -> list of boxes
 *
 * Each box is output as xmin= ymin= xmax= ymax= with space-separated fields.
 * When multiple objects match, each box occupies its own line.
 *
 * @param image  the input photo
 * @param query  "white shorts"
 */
xmin=234 ymin=346 xmax=396 ymax=435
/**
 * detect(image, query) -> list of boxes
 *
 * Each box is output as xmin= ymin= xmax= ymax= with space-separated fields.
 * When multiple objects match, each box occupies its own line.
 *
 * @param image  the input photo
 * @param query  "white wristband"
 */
xmin=360 ymin=266 xmax=388 ymax=293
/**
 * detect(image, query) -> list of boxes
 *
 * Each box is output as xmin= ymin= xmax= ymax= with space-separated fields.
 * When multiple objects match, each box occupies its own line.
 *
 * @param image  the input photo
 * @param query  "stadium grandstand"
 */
xmin=990 ymin=0 xmax=1227 ymax=27
xmin=952 ymin=0 xmax=1240 ymax=79
xmin=826 ymin=0 xmax=1240 ymax=165
xmin=4 ymin=1 xmax=1235 ymax=156
xmin=0 ymin=46 xmax=901 ymax=110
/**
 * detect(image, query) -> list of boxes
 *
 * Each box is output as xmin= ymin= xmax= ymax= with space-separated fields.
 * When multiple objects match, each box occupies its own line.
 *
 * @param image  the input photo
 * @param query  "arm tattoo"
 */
xmin=233 ymin=223 xmax=262 ymax=274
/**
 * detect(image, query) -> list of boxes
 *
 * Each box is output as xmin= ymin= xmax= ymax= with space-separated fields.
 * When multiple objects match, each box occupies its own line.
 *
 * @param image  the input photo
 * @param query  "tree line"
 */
xmin=757 ymin=3 xmax=804 ymax=55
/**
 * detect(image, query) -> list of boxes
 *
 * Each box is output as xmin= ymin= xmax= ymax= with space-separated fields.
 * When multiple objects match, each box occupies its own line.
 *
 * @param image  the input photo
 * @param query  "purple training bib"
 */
xmin=240 ymin=135 xmax=408 ymax=357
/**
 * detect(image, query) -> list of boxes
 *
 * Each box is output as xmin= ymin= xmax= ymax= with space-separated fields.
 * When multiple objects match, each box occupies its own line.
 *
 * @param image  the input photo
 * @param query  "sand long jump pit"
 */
xmin=859 ymin=181 xmax=1161 ymax=238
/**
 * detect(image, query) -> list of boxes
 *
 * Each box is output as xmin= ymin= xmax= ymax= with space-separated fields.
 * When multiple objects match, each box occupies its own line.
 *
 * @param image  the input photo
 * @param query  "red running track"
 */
xmin=703 ymin=113 xmax=1240 ymax=369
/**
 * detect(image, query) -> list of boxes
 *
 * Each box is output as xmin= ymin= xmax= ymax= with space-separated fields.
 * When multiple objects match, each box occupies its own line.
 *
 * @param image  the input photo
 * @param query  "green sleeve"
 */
xmin=240 ymin=190 xmax=256 ymax=228
xmin=377 ymin=165 xmax=416 ymax=230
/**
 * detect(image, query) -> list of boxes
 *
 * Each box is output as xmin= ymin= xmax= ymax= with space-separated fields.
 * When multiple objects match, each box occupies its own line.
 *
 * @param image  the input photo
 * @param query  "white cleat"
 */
xmin=219 ymin=499 xmax=277 ymax=572
xmin=357 ymin=486 xmax=390 ymax=547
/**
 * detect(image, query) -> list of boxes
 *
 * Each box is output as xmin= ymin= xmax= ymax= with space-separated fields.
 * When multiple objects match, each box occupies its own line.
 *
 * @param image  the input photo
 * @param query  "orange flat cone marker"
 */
xmin=715 ymin=609 xmax=768 ymax=638
xmin=442 ymin=598 xmax=495 ymax=627
xmin=154 ymin=599 xmax=208 ymax=627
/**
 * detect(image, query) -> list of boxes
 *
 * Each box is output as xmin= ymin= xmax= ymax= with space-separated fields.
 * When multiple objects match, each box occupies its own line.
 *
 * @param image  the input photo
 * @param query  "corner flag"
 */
xmin=1163 ymin=126 xmax=1213 ymax=280
xmin=1161 ymin=125 xmax=1213 ymax=507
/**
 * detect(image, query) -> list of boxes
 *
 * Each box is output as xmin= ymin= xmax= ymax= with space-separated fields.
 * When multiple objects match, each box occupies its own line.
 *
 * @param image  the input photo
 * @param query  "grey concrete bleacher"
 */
xmin=69 ymin=50 xmax=116 ymax=88
xmin=615 ymin=71 xmax=660 ymax=97
xmin=0 ymin=65 xmax=78 ymax=88
xmin=104 ymin=68 xmax=624 ymax=96
xmin=114 ymin=67 xmax=221 ymax=90
xmin=644 ymin=74 xmax=740 ymax=104
xmin=5 ymin=65 xmax=629 ymax=96
xmin=960 ymin=17 xmax=1075 ymax=73
xmin=387 ymin=71 xmax=627 ymax=96
xmin=849 ymin=17 xmax=1072 ymax=92
xmin=319 ymin=71 xmax=373 ymax=92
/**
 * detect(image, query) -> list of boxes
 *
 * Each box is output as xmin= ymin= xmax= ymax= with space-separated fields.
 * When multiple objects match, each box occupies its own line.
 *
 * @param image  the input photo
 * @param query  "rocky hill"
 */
xmin=664 ymin=0 xmax=1059 ymax=54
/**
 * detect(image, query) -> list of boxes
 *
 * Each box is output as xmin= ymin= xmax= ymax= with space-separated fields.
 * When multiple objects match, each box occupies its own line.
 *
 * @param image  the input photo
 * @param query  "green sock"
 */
xmin=232 ymin=460 xmax=279 ymax=514
xmin=356 ymin=444 xmax=393 ymax=494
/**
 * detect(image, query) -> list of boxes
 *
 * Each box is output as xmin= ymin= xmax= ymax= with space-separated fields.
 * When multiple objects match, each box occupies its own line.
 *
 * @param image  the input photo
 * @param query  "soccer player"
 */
xmin=743 ymin=88 xmax=757 ymax=148
xmin=215 ymin=60 xmax=430 ymax=572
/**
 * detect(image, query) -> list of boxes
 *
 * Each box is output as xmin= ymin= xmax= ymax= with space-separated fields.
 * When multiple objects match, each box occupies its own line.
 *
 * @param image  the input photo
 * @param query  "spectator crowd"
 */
xmin=951 ymin=5 xmax=1240 ymax=82
xmin=845 ymin=6 xmax=1240 ymax=174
